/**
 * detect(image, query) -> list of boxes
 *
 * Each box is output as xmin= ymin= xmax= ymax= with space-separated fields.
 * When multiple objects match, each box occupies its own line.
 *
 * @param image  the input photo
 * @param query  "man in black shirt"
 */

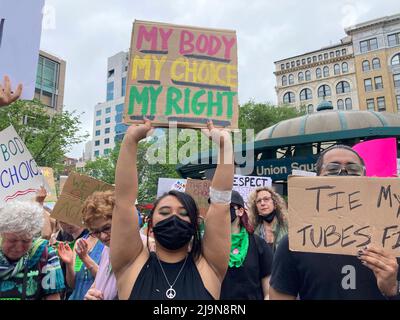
xmin=270 ymin=145 xmax=400 ymax=300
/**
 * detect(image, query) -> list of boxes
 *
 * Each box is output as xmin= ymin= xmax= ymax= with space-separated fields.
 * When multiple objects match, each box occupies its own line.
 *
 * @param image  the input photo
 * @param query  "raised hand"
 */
xmin=58 ymin=242 xmax=74 ymax=265
xmin=75 ymin=238 xmax=89 ymax=261
xmin=0 ymin=75 xmax=23 ymax=107
xmin=35 ymin=186 xmax=47 ymax=205
xmin=126 ymin=118 xmax=154 ymax=143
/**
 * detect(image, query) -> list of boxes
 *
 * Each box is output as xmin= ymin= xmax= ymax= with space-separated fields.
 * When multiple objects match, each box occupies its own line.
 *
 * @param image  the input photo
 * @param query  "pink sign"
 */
xmin=352 ymin=138 xmax=398 ymax=177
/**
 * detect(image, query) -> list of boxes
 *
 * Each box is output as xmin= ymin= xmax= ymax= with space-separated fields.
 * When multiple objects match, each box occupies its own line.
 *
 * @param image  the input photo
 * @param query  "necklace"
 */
xmin=156 ymin=254 xmax=188 ymax=299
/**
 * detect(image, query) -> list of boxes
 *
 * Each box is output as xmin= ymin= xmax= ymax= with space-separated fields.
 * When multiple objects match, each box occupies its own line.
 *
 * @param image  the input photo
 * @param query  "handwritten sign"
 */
xmin=233 ymin=175 xmax=271 ymax=205
xmin=288 ymin=176 xmax=400 ymax=256
xmin=0 ymin=0 xmax=45 ymax=100
xmin=185 ymin=179 xmax=211 ymax=217
xmin=51 ymin=172 xmax=114 ymax=227
xmin=40 ymin=167 xmax=57 ymax=202
xmin=0 ymin=125 xmax=44 ymax=206
xmin=124 ymin=20 xmax=238 ymax=129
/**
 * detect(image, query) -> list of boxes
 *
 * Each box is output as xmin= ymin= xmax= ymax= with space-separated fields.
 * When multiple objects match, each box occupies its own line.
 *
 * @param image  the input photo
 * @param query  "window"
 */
xmin=312 ymin=56 xmax=317 ymax=62
xmin=397 ymin=95 xmax=400 ymax=112
xmin=342 ymin=62 xmax=349 ymax=73
xmin=286 ymin=62 xmax=290 ymax=69
xmin=105 ymin=117 xmax=111 ymax=124
xmin=394 ymin=74 xmax=400 ymax=87
xmin=121 ymin=77 xmax=127 ymax=97
xmin=94 ymin=150 xmax=100 ymax=157
xmin=372 ymin=58 xmax=381 ymax=70
xmin=342 ymin=49 xmax=347 ymax=55
xmin=296 ymin=60 xmax=300 ymax=66
xmin=298 ymin=72 xmax=304 ymax=82
xmin=307 ymin=104 xmax=314 ymax=113
xmin=107 ymin=69 xmax=115 ymax=78
xmin=281 ymin=64 xmax=285 ymax=70
xmin=104 ymin=149 xmax=111 ymax=156
xmin=95 ymin=140 xmax=100 ymax=146
xmin=336 ymin=50 xmax=341 ymax=57
xmin=336 ymin=81 xmax=350 ymax=94
xmin=345 ymin=98 xmax=352 ymax=110
xmin=96 ymin=110 xmax=102 ymax=117
xmin=105 ymin=128 xmax=110 ymax=134
xmin=288 ymin=74 xmax=294 ymax=85
xmin=104 ymin=138 xmax=110 ymax=144
xmin=300 ymin=88 xmax=312 ymax=101
xmin=392 ymin=54 xmax=400 ymax=66
xmin=282 ymin=75 xmax=287 ymax=86
xmin=95 ymin=130 xmax=100 ymax=136
xmin=364 ymin=79 xmax=373 ymax=92
xmin=362 ymin=60 xmax=370 ymax=72
xmin=366 ymin=99 xmax=375 ymax=111
xmin=291 ymin=61 xmax=295 ymax=68
xmin=316 ymin=68 xmax=322 ymax=79
xmin=283 ymin=92 xmax=295 ymax=104
xmin=305 ymin=70 xmax=311 ymax=81
xmin=388 ymin=33 xmax=400 ymax=47
xmin=360 ymin=38 xmax=378 ymax=53
xmin=374 ymin=77 xmax=383 ymax=90
xmin=106 ymin=107 xmax=111 ymax=114
xmin=323 ymin=66 xmax=329 ymax=77
xmin=334 ymin=64 xmax=340 ymax=75
xmin=96 ymin=120 xmax=101 ymax=126
xmin=318 ymin=85 xmax=331 ymax=97
xmin=330 ymin=52 xmax=335 ymax=58
xmin=324 ymin=53 xmax=329 ymax=60
xmin=377 ymin=97 xmax=386 ymax=111
xmin=307 ymin=57 xmax=312 ymax=64
xmin=116 ymin=104 xmax=124 ymax=113
xmin=318 ymin=54 xmax=323 ymax=61
xmin=115 ymin=113 xmax=123 ymax=123
xmin=337 ymin=99 xmax=344 ymax=110
xmin=107 ymin=81 xmax=114 ymax=101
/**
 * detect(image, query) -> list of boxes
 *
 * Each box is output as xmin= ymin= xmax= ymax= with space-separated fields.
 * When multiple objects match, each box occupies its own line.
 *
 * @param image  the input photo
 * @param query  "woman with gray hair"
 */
xmin=0 ymin=200 xmax=65 ymax=300
xmin=247 ymin=187 xmax=288 ymax=252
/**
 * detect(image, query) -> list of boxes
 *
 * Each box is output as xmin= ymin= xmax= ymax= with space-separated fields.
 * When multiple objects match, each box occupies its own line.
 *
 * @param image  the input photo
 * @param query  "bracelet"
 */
xmin=209 ymin=187 xmax=231 ymax=204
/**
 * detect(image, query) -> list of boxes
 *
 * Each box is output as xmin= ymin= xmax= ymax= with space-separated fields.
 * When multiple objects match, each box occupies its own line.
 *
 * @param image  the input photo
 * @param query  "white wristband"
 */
xmin=209 ymin=187 xmax=231 ymax=204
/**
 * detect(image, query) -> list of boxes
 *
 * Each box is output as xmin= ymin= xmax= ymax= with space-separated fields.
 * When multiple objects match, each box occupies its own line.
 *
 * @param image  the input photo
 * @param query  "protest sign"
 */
xmin=185 ymin=179 xmax=211 ymax=217
xmin=288 ymin=176 xmax=400 ymax=256
xmin=51 ymin=172 xmax=114 ymax=227
xmin=0 ymin=125 xmax=44 ymax=206
xmin=124 ymin=20 xmax=238 ymax=129
xmin=0 ymin=0 xmax=45 ymax=100
xmin=40 ymin=167 xmax=57 ymax=202
xmin=59 ymin=175 xmax=68 ymax=193
xmin=233 ymin=175 xmax=272 ymax=205
xmin=157 ymin=178 xmax=187 ymax=198
xmin=353 ymin=138 xmax=397 ymax=177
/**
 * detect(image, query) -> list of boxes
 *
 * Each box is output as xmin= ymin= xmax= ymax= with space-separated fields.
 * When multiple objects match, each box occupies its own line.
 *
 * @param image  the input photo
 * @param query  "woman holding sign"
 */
xmin=111 ymin=119 xmax=234 ymax=300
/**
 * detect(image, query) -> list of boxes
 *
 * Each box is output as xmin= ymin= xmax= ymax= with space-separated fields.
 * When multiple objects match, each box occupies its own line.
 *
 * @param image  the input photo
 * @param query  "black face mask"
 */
xmin=260 ymin=210 xmax=276 ymax=223
xmin=152 ymin=215 xmax=195 ymax=250
xmin=230 ymin=206 xmax=238 ymax=223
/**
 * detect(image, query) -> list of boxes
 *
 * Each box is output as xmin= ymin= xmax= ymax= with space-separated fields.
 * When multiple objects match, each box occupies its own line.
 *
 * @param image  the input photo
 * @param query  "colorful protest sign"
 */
xmin=51 ymin=172 xmax=114 ymax=227
xmin=352 ymin=138 xmax=398 ymax=177
xmin=0 ymin=125 xmax=44 ymax=206
xmin=185 ymin=179 xmax=211 ymax=217
xmin=233 ymin=175 xmax=271 ymax=205
xmin=124 ymin=20 xmax=238 ymax=129
xmin=288 ymin=176 xmax=400 ymax=256
xmin=0 ymin=0 xmax=45 ymax=100
xmin=40 ymin=167 xmax=57 ymax=202
xmin=157 ymin=178 xmax=187 ymax=198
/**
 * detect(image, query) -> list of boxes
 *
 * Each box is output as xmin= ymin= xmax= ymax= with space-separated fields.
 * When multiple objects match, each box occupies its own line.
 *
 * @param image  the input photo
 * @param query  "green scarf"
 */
xmin=229 ymin=226 xmax=249 ymax=268
xmin=0 ymin=237 xmax=47 ymax=280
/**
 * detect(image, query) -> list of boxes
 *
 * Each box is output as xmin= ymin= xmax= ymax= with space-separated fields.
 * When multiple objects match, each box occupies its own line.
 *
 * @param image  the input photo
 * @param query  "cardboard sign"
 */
xmin=185 ymin=179 xmax=211 ymax=217
xmin=233 ymin=175 xmax=271 ymax=205
xmin=0 ymin=0 xmax=45 ymax=100
xmin=124 ymin=20 xmax=238 ymax=129
xmin=288 ymin=176 xmax=400 ymax=256
xmin=156 ymin=178 xmax=187 ymax=198
xmin=51 ymin=172 xmax=114 ymax=227
xmin=0 ymin=125 xmax=44 ymax=206
xmin=353 ymin=138 xmax=397 ymax=177
xmin=40 ymin=167 xmax=57 ymax=202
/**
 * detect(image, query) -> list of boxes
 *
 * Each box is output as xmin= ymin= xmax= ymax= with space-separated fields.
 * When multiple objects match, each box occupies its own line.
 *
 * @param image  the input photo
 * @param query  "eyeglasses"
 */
xmin=256 ymin=197 xmax=272 ymax=204
xmin=88 ymin=224 xmax=112 ymax=237
xmin=321 ymin=163 xmax=365 ymax=176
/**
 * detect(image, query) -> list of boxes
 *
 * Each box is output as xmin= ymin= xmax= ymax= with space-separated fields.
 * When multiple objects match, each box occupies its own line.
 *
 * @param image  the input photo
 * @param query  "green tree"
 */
xmin=0 ymin=99 xmax=89 ymax=170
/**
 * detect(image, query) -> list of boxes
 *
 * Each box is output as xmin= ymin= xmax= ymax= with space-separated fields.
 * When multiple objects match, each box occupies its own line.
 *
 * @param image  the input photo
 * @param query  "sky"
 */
xmin=38 ymin=0 xmax=400 ymax=158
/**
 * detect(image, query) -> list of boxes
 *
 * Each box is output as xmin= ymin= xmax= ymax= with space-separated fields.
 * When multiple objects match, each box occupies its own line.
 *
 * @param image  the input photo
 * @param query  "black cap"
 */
xmin=230 ymin=190 xmax=244 ymax=208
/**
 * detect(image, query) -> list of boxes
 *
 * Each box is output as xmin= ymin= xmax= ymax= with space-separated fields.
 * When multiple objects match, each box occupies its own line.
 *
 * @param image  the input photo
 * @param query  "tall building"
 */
xmin=274 ymin=13 xmax=400 ymax=114
xmin=92 ymin=51 xmax=129 ymax=158
xmin=345 ymin=14 xmax=400 ymax=113
xmin=35 ymin=50 xmax=66 ymax=114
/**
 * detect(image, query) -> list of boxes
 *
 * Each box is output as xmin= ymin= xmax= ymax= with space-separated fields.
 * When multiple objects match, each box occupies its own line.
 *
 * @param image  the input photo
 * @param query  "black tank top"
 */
xmin=129 ymin=252 xmax=214 ymax=300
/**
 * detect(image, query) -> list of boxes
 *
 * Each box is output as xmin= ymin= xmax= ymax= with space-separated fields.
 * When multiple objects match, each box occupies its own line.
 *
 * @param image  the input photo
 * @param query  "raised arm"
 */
xmin=110 ymin=119 xmax=153 ymax=275
xmin=202 ymin=121 xmax=234 ymax=281
xmin=0 ymin=75 xmax=22 ymax=107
